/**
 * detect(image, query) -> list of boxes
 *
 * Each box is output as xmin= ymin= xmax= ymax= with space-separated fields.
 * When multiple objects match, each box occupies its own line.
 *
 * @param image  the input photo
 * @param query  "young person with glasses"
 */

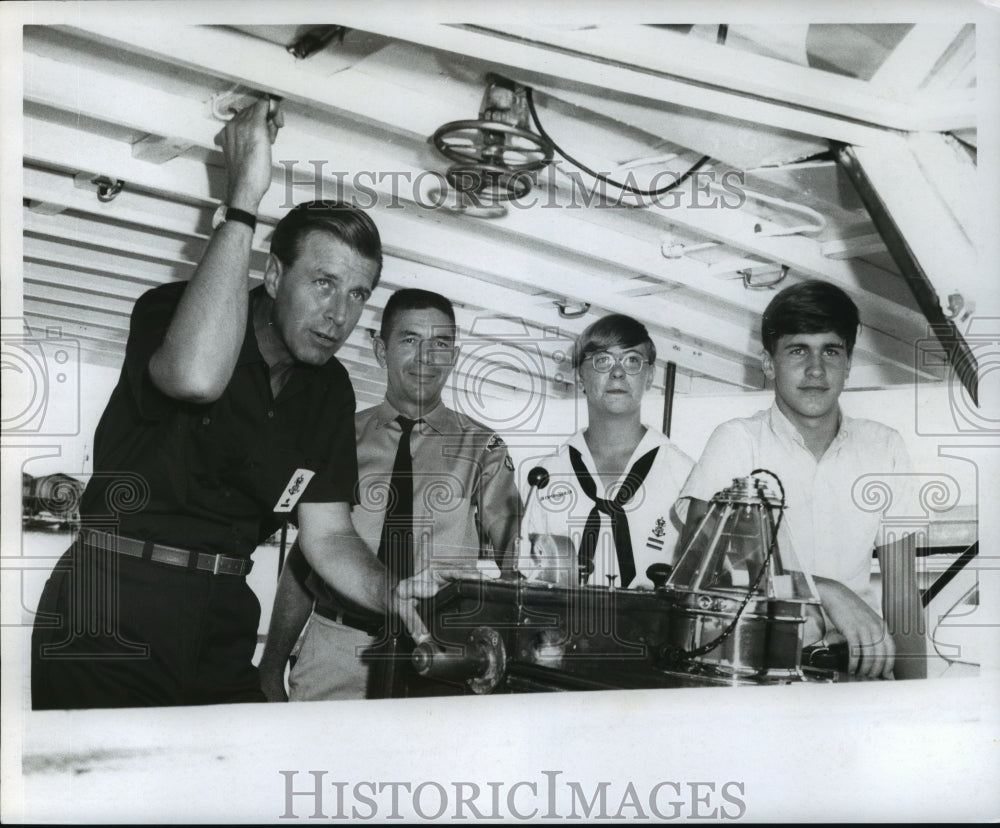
xmin=515 ymin=314 xmax=694 ymax=589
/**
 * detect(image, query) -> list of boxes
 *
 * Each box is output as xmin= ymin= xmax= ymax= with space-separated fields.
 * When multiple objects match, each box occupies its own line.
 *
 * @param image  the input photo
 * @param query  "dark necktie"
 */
xmin=568 ymin=445 xmax=660 ymax=588
xmin=377 ymin=415 xmax=419 ymax=584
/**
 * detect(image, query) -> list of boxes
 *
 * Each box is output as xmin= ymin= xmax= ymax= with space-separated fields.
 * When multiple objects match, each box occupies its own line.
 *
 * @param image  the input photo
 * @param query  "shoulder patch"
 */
xmin=486 ymin=433 xmax=506 ymax=452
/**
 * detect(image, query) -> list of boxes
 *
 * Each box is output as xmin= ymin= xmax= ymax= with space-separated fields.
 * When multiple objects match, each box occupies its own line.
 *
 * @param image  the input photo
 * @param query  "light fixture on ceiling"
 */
xmin=431 ymin=74 xmax=553 ymax=208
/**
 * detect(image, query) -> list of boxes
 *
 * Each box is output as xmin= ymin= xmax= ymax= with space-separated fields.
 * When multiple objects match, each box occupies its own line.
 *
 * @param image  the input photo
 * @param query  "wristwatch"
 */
xmin=212 ymin=203 xmax=257 ymax=232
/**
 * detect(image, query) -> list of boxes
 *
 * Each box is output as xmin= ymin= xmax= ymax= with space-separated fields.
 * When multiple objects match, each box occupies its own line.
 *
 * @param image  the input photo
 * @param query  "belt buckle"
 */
xmin=212 ymin=554 xmax=222 ymax=575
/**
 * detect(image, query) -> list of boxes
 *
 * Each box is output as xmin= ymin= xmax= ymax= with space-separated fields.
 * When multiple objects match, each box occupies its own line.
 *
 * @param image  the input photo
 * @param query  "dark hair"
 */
xmin=270 ymin=200 xmax=382 ymax=286
xmin=573 ymin=313 xmax=656 ymax=369
xmin=380 ymin=289 xmax=456 ymax=340
xmin=761 ymin=280 xmax=860 ymax=356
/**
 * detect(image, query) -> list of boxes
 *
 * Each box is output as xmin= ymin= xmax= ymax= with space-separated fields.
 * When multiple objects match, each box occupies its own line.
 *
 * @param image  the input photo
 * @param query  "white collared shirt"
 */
xmin=679 ymin=403 xmax=915 ymax=612
xmin=519 ymin=427 xmax=694 ymax=589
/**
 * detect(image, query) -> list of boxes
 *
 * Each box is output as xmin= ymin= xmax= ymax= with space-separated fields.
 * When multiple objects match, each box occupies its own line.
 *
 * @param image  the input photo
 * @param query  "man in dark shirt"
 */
xmin=30 ymin=99 xmax=413 ymax=708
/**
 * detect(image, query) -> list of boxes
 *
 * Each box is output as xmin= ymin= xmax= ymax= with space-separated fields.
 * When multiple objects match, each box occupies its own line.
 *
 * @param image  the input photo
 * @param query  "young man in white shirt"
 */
xmin=679 ymin=280 xmax=926 ymax=679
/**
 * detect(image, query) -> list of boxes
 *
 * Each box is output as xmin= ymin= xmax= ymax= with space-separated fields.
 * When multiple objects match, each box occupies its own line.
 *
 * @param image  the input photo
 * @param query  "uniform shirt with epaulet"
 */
xmin=306 ymin=398 xmax=520 ymax=613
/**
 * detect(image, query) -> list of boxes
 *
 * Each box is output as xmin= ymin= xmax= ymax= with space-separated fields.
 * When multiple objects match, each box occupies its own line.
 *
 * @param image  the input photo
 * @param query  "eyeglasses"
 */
xmin=588 ymin=351 xmax=647 ymax=375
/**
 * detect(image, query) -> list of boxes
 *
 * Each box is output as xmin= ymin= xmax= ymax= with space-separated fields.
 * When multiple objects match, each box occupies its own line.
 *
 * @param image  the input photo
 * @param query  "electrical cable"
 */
xmin=525 ymin=86 xmax=711 ymax=199
xmin=524 ymin=22 xmax=728 ymax=201
xmin=525 ymin=23 xmax=729 ymax=198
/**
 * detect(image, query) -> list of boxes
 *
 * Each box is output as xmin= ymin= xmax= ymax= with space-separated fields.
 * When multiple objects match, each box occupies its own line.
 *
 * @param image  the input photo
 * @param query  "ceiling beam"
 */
xmin=491 ymin=24 xmax=974 ymax=132
xmin=521 ymin=80 xmax=827 ymax=171
xmin=843 ymin=135 xmax=982 ymax=315
xmin=21 ymin=255 xmax=569 ymax=401
xmin=868 ymin=23 xmax=971 ymax=95
xmin=57 ymin=19 xmax=901 ymax=150
xmin=22 ymin=300 xmax=386 ymax=404
xmin=49 ymin=24 xmax=925 ymax=344
xmin=23 ymin=121 xmax=915 ymax=388
xmin=835 ymin=142 xmax=980 ymax=404
xmin=24 ymin=34 xmax=929 ymax=369
xmin=22 ymin=114 xmax=760 ymax=389
xmin=20 ymin=169 xmax=713 ymax=398
xmin=314 ymin=19 xmax=906 ymax=148
xmin=482 ymin=193 xmax=924 ymax=375
xmin=820 ymin=234 xmax=887 ymax=260
xmin=21 ymin=28 xmax=951 ymax=393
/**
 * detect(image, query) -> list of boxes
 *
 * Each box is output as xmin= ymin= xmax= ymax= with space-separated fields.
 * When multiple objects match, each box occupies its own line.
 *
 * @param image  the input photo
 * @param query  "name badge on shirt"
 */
xmin=274 ymin=469 xmax=315 ymax=513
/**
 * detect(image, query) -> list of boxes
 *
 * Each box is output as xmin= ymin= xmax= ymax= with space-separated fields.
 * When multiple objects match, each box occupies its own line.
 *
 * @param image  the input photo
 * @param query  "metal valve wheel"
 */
xmin=445 ymin=163 xmax=534 ymax=203
xmin=433 ymin=119 xmax=553 ymax=171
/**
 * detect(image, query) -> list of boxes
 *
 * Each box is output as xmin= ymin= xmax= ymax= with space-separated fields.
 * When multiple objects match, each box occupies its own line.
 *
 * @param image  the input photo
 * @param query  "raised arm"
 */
xmin=149 ymin=98 xmax=283 ymax=402
xmin=258 ymin=541 xmax=314 ymax=702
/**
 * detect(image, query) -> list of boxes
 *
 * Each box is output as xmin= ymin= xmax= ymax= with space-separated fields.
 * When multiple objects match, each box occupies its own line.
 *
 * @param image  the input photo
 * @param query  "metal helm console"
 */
xmin=371 ymin=472 xmax=835 ymax=698
xmin=661 ymin=472 xmax=824 ymax=682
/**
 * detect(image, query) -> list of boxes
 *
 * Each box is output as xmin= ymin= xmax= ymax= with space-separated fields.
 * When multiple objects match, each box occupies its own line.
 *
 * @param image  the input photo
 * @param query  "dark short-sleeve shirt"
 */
xmin=79 ymin=281 xmax=359 ymax=558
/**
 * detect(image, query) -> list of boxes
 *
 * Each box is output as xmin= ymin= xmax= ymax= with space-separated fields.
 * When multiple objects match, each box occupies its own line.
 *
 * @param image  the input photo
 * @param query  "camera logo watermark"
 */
xmin=450 ymin=320 xmax=578 ymax=439
xmin=1 ymin=321 xmax=81 ymax=436
xmin=914 ymin=317 xmax=1000 ymax=436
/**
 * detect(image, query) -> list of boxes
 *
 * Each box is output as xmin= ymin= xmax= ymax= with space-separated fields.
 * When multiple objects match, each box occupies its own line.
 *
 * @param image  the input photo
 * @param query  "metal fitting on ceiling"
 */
xmin=287 ymin=26 xmax=348 ymax=60
xmin=556 ymin=301 xmax=591 ymax=319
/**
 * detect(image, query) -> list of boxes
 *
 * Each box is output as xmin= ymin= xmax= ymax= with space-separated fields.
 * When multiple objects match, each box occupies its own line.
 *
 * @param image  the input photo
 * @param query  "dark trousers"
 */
xmin=31 ymin=537 xmax=266 ymax=709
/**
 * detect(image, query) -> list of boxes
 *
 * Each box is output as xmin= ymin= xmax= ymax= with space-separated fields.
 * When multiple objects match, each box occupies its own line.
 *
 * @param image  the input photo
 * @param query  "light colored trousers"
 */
xmin=288 ymin=612 xmax=375 ymax=701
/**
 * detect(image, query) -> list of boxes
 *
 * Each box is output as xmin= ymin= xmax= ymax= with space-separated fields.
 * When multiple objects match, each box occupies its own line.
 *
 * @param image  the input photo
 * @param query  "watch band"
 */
xmin=213 ymin=203 xmax=257 ymax=232
xmin=221 ymin=206 xmax=257 ymax=231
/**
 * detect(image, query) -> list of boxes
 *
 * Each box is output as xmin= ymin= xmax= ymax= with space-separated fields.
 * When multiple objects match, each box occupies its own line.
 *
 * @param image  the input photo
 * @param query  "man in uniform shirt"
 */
xmin=30 ymin=100 xmax=418 ymax=709
xmin=678 ymin=280 xmax=926 ymax=679
xmin=259 ymin=288 xmax=521 ymax=701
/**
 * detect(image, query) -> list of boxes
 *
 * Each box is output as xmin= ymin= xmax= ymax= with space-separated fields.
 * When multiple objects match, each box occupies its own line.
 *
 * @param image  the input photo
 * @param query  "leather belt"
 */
xmin=80 ymin=529 xmax=253 ymax=577
xmin=313 ymin=602 xmax=380 ymax=635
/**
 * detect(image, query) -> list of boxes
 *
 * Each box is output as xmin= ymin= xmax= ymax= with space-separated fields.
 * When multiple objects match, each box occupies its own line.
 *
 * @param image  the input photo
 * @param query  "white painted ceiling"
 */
xmin=21 ymin=21 xmax=977 ymax=410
